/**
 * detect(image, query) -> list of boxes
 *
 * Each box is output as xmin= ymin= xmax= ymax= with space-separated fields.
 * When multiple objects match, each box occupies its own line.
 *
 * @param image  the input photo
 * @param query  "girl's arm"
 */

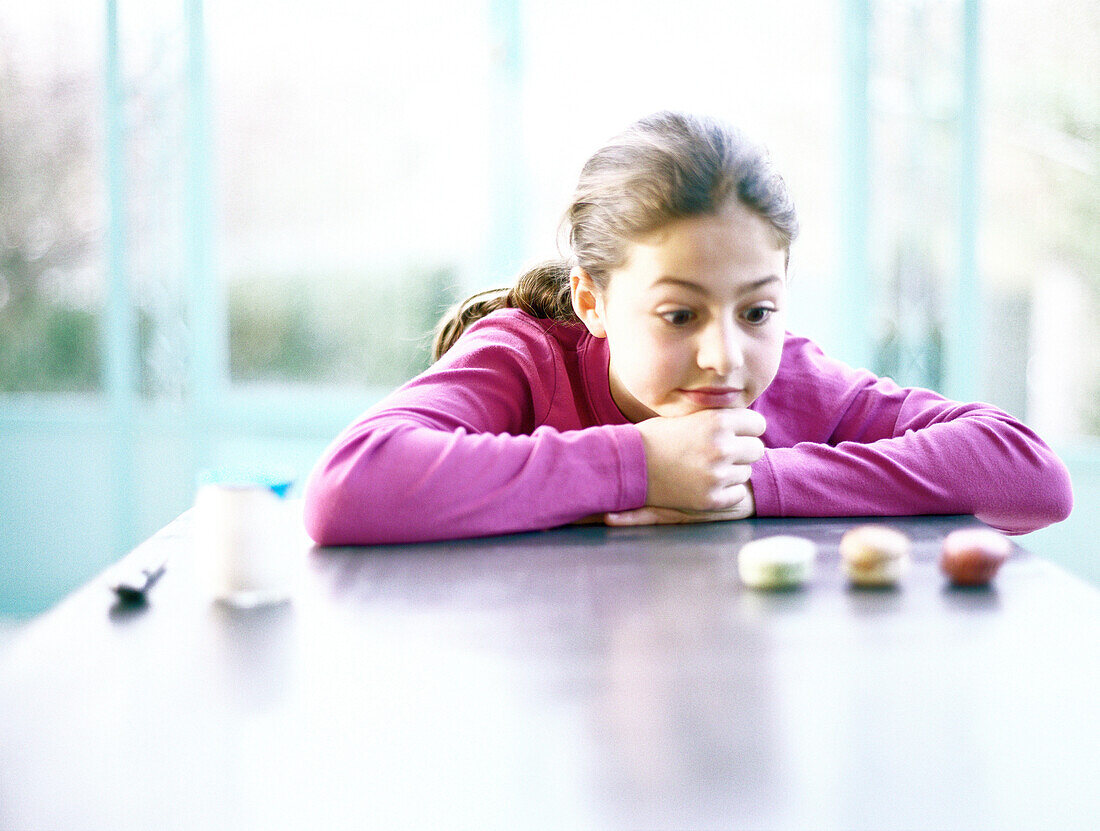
xmin=749 ymin=337 xmax=1073 ymax=535
xmin=302 ymin=320 xmax=647 ymax=545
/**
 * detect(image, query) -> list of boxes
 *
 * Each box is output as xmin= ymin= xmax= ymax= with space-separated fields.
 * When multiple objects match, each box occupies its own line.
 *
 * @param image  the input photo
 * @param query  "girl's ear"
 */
xmin=570 ymin=267 xmax=607 ymax=338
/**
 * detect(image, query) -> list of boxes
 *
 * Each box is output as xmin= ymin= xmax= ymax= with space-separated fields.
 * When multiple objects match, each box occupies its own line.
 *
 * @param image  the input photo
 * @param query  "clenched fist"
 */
xmin=632 ymin=407 xmax=766 ymax=514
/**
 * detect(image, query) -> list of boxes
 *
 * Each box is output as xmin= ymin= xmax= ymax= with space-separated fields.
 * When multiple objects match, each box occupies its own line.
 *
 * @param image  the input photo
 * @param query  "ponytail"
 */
xmin=432 ymin=259 xmax=575 ymax=361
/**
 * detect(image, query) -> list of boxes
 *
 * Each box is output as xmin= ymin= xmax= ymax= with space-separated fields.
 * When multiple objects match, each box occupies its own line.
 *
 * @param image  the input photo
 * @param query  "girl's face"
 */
xmin=575 ymin=203 xmax=788 ymax=422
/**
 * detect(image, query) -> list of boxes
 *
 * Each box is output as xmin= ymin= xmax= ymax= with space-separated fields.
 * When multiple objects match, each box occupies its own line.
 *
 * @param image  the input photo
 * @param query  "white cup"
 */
xmin=193 ymin=471 xmax=297 ymax=607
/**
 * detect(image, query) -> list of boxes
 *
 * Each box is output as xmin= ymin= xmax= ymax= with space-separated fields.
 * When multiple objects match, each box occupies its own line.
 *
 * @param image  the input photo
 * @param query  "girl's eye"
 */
xmin=744 ymin=307 xmax=773 ymax=325
xmin=660 ymin=309 xmax=696 ymax=326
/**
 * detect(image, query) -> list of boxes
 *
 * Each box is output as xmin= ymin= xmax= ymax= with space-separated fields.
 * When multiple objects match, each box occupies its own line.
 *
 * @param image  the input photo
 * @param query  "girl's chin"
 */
xmin=627 ymin=391 xmax=758 ymax=420
xmin=662 ymin=394 xmax=755 ymax=416
xmin=651 ymin=402 xmax=720 ymax=418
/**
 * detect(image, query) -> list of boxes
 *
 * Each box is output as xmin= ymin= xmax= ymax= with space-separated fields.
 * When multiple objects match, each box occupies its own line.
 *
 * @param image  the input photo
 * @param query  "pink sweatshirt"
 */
xmin=304 ymin=309 xmax=1072 ymax=544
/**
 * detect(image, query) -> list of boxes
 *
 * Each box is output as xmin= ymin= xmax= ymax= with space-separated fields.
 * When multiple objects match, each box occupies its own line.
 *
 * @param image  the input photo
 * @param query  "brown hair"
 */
xmin=432 ymin=111 xmax=799 ymax=360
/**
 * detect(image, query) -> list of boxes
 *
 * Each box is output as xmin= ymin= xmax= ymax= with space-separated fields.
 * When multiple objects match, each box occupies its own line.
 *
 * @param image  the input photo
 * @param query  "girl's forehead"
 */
xmin=624 ymin=208 xmax=787 ymax=278
xmin=649 ymin=203 xmax=780 ymax=243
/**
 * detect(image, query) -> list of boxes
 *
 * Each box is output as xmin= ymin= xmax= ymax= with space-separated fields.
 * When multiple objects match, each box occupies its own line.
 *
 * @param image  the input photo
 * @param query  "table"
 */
xmin=1 ymin=513 xmax=1098 ymax=831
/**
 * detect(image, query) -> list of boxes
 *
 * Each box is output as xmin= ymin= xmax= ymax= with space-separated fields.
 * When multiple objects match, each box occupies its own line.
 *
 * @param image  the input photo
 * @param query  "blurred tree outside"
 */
xmin=0 ymin=19 xmax=463 ymax=396
xmin=0 ymin=25 xmax=103 ymax=393
xmin=228 ymin=266 xmax=461 ymax=387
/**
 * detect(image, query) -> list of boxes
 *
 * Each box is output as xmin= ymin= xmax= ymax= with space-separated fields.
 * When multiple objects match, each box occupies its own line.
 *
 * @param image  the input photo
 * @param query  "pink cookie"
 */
xmin=940 ymin=529 xmax=1011 ymax=585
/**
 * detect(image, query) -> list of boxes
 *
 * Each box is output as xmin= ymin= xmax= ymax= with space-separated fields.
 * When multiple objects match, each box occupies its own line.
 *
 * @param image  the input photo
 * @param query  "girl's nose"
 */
xmin=697 ymin=318 xmax=744 ymax=376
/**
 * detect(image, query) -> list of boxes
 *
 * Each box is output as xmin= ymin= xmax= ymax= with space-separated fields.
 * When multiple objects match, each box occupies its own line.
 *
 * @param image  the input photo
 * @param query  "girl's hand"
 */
xmin=633 ymin=408 xmax=765 ymax=513
xmin=605 ymin=481 xmax=756 ymax=526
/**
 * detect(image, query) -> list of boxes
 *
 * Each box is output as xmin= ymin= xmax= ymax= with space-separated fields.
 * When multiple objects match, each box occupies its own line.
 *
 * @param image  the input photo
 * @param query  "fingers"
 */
xmin=710 ymin=407 xmax=766 ymax=438
xmin=681 ymin=411 xmax=765 ymax=511
xmin=636 ymin=407 xmax=767 ymax=515
xmin=696 ymin=409 xmax=766 ymax=457
xmin=604 ymin=507 xmax=664 ymax=526
xmin=733 ymin=407 xmax=767 ymax=437
xmin=716 ymin=435 xmax=765 ymax=465
xmin=706 ymin=482 xmax=749 ymax=511
xmin=605 ymin=492 xmax=753 ymax=526
xmin=606 ymin=506 xmax=711 ymax=526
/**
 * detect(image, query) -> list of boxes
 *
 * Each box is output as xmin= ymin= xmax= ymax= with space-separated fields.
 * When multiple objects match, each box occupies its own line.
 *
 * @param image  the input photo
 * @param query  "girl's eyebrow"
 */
xmin=652 ymin=275 xmax=783 ymax=294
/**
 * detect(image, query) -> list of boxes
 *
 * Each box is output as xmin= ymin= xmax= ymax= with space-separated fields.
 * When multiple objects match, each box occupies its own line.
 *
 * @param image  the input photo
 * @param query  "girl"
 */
xmin=303 ymin=112 xmax=1072 ymax=545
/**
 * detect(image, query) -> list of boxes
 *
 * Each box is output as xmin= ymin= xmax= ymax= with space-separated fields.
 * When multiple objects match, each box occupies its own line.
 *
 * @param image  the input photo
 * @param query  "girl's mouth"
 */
xmin=680 ymin=387 xmax=745 ymax=408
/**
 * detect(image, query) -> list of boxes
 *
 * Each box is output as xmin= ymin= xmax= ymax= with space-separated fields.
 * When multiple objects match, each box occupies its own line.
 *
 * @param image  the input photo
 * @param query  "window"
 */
xmin=2 ymin=0 xmax=1096 ymax=618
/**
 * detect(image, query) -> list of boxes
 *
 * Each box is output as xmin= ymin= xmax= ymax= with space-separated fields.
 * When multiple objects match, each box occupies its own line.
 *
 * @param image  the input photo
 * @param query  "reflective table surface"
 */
xmin=1 ymin=513 xmax=1098 ymax=830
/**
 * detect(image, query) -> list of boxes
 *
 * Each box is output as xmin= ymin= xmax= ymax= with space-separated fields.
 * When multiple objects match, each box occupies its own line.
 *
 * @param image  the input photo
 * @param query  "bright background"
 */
xmin=1 ymin=0 xmax=1097 ymax=623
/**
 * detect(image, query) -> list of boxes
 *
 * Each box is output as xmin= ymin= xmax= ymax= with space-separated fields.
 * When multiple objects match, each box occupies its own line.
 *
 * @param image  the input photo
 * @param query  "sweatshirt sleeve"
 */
xmin=302 ymin=317 xmax=647 ymax=545
xmin=749 ymin=337 xmax=1073 ymax=535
